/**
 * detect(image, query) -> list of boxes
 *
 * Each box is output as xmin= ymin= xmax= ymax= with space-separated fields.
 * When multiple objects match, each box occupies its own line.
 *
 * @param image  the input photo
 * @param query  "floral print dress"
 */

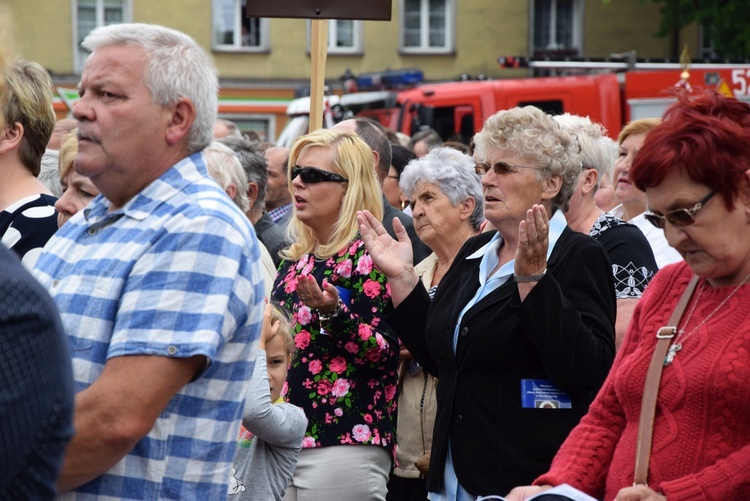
xmin=272 ymin=236 xmax=399 ymax=457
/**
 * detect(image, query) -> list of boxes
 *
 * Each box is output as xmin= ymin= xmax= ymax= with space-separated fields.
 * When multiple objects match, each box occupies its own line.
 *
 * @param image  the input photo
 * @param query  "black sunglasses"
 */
xmin=475 ymin=161 xmax=547 ymax=176
xmin=643 ymin=191 xmax=716 ymax=229
xmin=291 ymin=166 xmax=348 ymax=184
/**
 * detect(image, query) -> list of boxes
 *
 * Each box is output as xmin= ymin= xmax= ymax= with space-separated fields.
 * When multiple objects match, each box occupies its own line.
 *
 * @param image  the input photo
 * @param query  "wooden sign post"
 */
xmin=309 ymin=19 xmax=328 ymax=133
xmin=247 ymin=1 xmax=392 ymax=133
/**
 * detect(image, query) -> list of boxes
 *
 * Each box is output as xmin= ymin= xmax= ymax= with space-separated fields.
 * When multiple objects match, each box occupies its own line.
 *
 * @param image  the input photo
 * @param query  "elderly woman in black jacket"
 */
xmin=358 ymin=105 xmax=616 ymax=499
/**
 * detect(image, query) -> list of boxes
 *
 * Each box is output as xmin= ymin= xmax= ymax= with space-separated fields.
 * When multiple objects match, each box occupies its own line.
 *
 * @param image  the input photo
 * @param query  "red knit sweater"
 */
xmin=535 ymin=262 xmax=750 ymax=500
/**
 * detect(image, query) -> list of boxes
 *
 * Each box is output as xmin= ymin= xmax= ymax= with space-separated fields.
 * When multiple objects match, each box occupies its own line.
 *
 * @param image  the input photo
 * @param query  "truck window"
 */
xmin=515 ymin=99 xmax=564 ymax=116
xmin=412 ymin=105 xmax=475 ymax=145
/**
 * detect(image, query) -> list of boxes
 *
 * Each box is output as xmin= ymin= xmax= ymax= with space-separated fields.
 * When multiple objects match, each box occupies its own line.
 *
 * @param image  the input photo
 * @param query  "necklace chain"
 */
xmin=664 ymin=271 xmax=750 ymax=366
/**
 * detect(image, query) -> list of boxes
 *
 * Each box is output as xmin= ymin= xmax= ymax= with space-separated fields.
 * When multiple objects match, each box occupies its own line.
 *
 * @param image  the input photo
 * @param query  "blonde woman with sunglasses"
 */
xmin=273 ymin=128 xmax=399 ymax=501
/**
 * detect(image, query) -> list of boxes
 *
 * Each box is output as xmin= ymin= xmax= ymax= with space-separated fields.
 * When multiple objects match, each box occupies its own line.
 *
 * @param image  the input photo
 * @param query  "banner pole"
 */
xmin=308 ymin=19 xmax=328 ymax=132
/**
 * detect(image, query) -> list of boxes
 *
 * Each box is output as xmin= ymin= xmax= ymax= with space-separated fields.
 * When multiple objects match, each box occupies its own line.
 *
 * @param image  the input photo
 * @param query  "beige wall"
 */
xmin=4 ymin=0 xmax=702 ymax=83
xmin=214 ymin=0 xmax=530 ymax=82
xmin=7 ymin=1 xmax=73 ymax=74
xmin=584 ymin=1 xmax=699 ymax=59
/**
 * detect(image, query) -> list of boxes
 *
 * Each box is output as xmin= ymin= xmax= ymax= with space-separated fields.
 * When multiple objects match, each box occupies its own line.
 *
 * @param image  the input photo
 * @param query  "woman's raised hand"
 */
xmin=515 ymin=204 xmax=550 ymax=301
xmin=515 ymin=204 xmax=549 ymax=277
xmin=357 ymin=210 xmax=414 ymax=278
xmin=357 ymin=210 xmax=419 ymax=306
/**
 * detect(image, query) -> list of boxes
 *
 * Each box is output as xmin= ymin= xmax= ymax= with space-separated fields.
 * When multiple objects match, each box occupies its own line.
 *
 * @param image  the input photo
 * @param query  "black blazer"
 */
xmin=387 ymin=227 xmax=616 ymax=496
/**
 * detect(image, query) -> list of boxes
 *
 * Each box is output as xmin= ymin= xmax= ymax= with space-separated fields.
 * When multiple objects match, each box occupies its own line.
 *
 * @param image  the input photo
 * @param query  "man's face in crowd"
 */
xmin=73 ymin=44 xmax=173 ymax=205
xmin=264 ymin=146 xmax=291 ymax=210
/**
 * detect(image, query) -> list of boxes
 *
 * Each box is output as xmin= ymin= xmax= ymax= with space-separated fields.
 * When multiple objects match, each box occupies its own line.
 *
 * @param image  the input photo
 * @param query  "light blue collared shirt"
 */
xmin=429 ymin=209 xmax=567 ymax=501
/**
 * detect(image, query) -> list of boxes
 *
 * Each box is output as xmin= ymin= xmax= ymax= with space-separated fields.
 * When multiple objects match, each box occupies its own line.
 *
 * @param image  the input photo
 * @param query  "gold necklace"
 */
xmin=664 ymin=271 xmax=750 ymax=366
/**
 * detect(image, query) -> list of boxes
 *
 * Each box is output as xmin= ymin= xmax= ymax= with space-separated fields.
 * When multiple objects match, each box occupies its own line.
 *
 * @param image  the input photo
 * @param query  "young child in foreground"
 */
xmin=228 ymin=303 xmax=307 ymax=500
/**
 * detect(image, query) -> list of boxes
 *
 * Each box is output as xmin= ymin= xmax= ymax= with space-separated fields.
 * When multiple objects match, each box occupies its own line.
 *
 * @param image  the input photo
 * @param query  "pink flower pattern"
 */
xmin=363 ymin=279 xmax=381 ymax=298
xmin=273 ymin=236 xmax=398 ymax=457
xmin=295 ymin=330 xmax=311 ymax=350
xmin=334 ymin=259 xmax=353 ymax=279
xmin=355 ymin=253 xmax=373 ymax=275
xmin=331 ymin=378 xmax=350 ymax=398
xmin=352 ymin=424 xmax=372 ymax=443
xmin=297 ymin=306 xmax=313 ymax=326
xmin=309 ymin=359 xmax=323 ymax=375
xmin=329 ymin=357 xmax=347 ymax=374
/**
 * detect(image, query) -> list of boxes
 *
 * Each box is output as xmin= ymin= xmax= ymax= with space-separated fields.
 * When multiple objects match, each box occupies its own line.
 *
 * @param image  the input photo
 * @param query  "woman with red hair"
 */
xmin=507 ymin=89 xmax=750 ymax=500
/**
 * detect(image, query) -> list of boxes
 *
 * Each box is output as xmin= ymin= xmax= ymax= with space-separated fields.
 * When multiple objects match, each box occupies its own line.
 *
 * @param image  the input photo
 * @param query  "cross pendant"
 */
xmin=663 ymin=343 xmax=682 ymax=366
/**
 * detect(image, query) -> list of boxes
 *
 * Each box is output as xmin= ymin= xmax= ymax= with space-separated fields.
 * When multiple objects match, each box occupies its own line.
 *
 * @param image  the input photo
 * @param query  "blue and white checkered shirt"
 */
xmin=267 ymin=202 xmax=291 ymax=223
xmin=33 ymin=152 xmax=265 ymax=500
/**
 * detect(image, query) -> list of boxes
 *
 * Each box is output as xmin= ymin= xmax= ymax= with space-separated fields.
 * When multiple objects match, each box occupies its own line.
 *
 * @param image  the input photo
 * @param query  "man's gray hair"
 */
xmin=218 ymin=135 xmax=268 ymax=210
xmin=215 ymin=118 xmax=242 ymax=138
xmin=204 ymin=141 xmax=250 ymax=214
xmin=352 ymin=117 xmax=392 ymax=182
xmin=408 ymin=128 xmax=442 ymax=151
xmin=82 ymin=23 xmax=218 ymax=153
xmin=399 ymin=147 xmax=484 ymax=231
xmin=554 ymin=114 xmax=616 ymax=190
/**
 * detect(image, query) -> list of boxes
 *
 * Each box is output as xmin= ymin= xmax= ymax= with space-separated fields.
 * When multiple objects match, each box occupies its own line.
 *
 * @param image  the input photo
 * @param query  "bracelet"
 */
xmin=513 ymin=268 xmax=547 ymax=283
xmin=318 ymin=299 xmax=344 ymax=322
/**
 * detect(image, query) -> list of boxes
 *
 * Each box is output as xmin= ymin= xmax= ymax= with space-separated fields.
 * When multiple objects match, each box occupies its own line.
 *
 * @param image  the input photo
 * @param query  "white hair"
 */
xmin=204 ymin=141 xmax=250 ymax=213
xmin=554 ymin=114 xmax=617 ymax=190
xmin=474 ymin=106 xmax=582 ymax=212
xmin=82 ymin=23 xmax=218 ymax=153
xmin=399 ymin=147 xmax=484 ymax=231
xmin=39 ymin=149 xmax=62 ymax=197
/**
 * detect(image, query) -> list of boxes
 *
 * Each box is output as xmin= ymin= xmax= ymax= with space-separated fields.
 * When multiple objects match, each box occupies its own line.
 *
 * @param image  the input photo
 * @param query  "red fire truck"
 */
xmin=277 ymin=60 xmax=750 ymax=146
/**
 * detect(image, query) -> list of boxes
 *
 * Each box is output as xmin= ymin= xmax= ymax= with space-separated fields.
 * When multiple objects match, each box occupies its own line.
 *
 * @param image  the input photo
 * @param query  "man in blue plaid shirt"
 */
xmin=33 ymin=23 xmax=264 ymax=499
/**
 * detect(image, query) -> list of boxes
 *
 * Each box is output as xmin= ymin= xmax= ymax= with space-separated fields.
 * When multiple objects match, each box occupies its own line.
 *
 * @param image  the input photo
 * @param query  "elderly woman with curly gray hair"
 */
xmin=358 ymin=106 xmax=616 ymax=499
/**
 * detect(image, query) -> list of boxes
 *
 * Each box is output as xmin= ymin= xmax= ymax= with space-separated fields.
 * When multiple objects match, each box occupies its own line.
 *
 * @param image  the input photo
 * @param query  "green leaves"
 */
xmin=602 ymin=0 xmax=750 ymax=57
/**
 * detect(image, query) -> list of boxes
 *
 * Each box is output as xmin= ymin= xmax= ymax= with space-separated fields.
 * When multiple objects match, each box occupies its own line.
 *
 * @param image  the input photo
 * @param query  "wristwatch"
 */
xmin=318 ymin=299 xmax=344 ymax=322
xmin=513 ymin=268 xmax=547 ymax=283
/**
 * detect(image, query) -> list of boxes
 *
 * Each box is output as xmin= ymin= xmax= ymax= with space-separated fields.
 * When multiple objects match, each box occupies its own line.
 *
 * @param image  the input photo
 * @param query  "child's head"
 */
xmin=265 ymin=304 xmax=294 ymax=402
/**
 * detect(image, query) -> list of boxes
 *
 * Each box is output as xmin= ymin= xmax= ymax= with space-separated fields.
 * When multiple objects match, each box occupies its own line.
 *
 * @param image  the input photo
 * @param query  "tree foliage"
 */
xmin=605 ymin=0 xmax=750 ymax=58
xmin=654 ymin=0 xmax=750 ymax=57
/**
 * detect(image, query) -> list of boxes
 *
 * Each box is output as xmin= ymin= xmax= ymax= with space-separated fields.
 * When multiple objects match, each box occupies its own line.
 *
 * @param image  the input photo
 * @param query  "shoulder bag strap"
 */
xmin=633 ymin=274 xmax=700 ymax=486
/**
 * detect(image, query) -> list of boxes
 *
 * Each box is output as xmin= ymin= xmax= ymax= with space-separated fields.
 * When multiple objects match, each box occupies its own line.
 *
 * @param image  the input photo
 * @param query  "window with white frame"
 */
xmin=74 ymin=0 xmax=130 ymax=72
xmin=213 ymin=0 xmax=269 ymax=51
xmin=307 ymin=20 xmax=363 ymax=54
xmin=400 ymin=0 xmax=454 ymax=53
xmin=532 ymin=0 xmax=582 ymax=55
xmin=329 ymin=20 xmax=362 ymax=53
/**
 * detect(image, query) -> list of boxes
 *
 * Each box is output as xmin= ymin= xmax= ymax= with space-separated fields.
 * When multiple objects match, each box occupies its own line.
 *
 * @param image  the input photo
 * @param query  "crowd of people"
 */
xmin=2 ymin=20 xmax=749 ymax=501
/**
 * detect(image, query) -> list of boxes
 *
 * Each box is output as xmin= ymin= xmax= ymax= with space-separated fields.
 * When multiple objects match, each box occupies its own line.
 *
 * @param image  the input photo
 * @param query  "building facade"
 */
xmin=6 ymin=0 xmax=704 ymax=141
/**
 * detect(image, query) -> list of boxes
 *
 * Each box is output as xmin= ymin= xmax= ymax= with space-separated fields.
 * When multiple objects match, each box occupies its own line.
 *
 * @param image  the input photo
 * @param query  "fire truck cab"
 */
xmin=277 ymin=63 xmax=750 ymax=146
